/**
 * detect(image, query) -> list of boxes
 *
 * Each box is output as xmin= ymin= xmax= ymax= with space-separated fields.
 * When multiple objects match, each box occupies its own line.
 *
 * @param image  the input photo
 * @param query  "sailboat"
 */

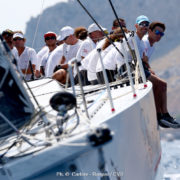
xmin=0 ymin=21 xmax=163 ymax=180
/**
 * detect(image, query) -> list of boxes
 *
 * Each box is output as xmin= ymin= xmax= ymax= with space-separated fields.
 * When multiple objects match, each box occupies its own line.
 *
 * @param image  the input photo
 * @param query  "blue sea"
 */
xmin=161 ymin=133 xmax=180 ymax=180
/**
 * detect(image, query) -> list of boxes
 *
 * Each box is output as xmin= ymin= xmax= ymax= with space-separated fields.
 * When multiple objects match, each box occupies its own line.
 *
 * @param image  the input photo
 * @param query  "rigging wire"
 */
xmin=107 ymin=0 xmax=135 ymax=60
xmin=76 ymin=0 xmax=124 ymax=58
xmin=31 ymin=0 xmax=45 ymax=48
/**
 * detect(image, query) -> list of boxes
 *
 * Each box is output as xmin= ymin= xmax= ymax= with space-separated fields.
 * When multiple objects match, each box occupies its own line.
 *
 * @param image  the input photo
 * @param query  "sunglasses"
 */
xmin=45 ymin=36 xmax=56 ymax=41
xmin=154 ymin=30 xmax=164 ymax=37
xmin=13 ymin=38 xmax=23 ymax=41
xmin=139 ymin=22 xmax=149 ymax=27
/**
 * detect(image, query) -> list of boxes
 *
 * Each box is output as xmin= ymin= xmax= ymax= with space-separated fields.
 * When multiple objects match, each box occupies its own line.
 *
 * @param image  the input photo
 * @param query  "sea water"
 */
xmin=162 ymin=139 xmax=180 ymax=180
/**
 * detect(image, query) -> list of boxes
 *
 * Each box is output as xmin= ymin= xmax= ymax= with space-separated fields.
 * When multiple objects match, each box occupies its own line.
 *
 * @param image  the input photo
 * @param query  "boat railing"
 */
xmin=67 ymin=33 xmax=148 ymax=120
xmin=97 ymin=48 xmax=115 ymax=112
xmin=68 ymin=58 xmax=90 ymax=119
xmin=130 ymin=32 xmax=147 ymax=88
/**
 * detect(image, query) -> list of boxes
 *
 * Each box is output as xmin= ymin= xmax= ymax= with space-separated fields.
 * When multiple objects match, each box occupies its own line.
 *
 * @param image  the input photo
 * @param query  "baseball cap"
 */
xmin=88 ymin=23 xmax=106 ymax=33
xmin=44 ymin=31 xmax=57 ymax=38
xmin=136 ymin=15 xmax=150 ymax=24
xmin=58 ymin=26 xmax=74 ymax=41
xmin=13 ymin=33 xmax=24 ymax=39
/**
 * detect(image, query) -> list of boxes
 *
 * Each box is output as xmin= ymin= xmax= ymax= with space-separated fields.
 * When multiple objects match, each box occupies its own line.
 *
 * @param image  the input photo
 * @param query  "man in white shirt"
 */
xmin=141 ymin=21 xmax=179 ymax=128
xmin=116 ymin=15 xmax=149 ymax=81
xmin=13 ymin=32 xmax=37 ymax=81
xmin=76 ymin=23 xmax=104 ymax=85
xmin=39 ymin=32 xmax=57 ymax=76
xmin=134 ymin=15 xmax=150 ymax=58
xmin=142 ymin=21 xmax=164 ymax=65
xmin=45 ymin=44 xmax=64 ymax=78
xmin=52 ymin=26 xmax=82 ymax=84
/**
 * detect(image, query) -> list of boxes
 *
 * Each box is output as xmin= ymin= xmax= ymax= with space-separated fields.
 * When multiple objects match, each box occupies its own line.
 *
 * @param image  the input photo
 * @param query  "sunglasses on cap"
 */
xmin=154 ymin=30 xmax=164 ymax=37
xmin=139 ymin=22 xmax=149 ymax=27
xmin=45 ymin=36 xmax=56 ymax=41
xmin=3 ymin=33 xmax=13 ymax=38
xmin=13 ymin=38 xmax=23 ymax=41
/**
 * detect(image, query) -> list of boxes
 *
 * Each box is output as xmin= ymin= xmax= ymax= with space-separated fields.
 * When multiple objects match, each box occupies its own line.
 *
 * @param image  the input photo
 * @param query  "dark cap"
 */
xmin=2 ymin=29 xmax=14 ymax=36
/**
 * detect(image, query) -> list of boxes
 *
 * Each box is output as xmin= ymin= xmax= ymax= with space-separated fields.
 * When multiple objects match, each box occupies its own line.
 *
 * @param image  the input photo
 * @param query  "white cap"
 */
xmin=58 ymin=26 xmax=74 ymax=41
xmin=13 ymin=33 xmax=24 ymax=39
xmin=88 ymin=23 xmax=106 ymax=33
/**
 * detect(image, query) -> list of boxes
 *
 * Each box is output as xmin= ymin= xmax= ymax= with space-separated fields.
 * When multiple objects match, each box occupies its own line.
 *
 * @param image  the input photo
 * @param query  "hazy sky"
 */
xmin=0 ymin=0 xmax=67 ymax=33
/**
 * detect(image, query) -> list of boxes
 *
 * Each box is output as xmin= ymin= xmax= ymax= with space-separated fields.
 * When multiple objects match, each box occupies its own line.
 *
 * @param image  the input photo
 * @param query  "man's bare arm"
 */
xmin=59 ymin=56 xmax=68 ymax=69
xmin=22 ymin=64 xmax=36 ymax=74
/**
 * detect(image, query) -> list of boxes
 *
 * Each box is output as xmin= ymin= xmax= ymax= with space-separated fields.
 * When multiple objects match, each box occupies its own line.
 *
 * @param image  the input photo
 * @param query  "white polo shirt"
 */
xmin=14 ymin=46 xmax=37 ymax=80
xmin=62 ymin=40 xmax=82 ymax=77
xmin=11 ymin=47 xmax=17 ymax=57
xmin=63 ymin=40 xmax=82 ymax=64
xmin=36 ymin=46 xmax=49 ymax=71
xmin=77 ymin=37 xmax=95 ymax=58
xmin=96 ymin=42 xmax=119 ymax=72
xmin=84 ymin=49 xmax=99 ymax=81
xmin=142 ymin=34 xmax=155 ymax=60
xmin=40 ymin=51 xmax=53 ymax=76
xmin=100 ymin=42 xmax=124 ymax=71
xmin=46 ymin=40 xmax=82 ymax=77
xmin=81 ymin=39 xmax=105 ymax=81
xmin=76 ymin=37 xmax=96 ymax=68
xmin=125 ymin=33 xmax=145 ymax=59
xmin=46 ymin=44 xmax=63 ymax=77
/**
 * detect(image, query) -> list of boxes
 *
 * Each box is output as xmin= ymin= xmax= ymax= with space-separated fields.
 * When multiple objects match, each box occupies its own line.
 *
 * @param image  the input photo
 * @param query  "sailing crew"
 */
xmin=51 ymin=26 xmax=82 ymax=84
xmin=141 ymin=21 xmax=180 ymax=128
xmin=46 ymin=26 xmax=87 ymax=79
xmin=13 ymin=32 xmax=37 ymax=81
xmin=76 ymin=23 xmax=105 ymax=85
xmin=133 ymin=15 xmax=179 ymax=128
xmin=95 ymin=27 xmax=129 ymax=84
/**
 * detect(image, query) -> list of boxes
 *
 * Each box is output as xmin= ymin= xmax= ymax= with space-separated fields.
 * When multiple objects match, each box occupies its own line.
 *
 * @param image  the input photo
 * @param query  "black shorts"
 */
xmin=142 ymin=62 xmax=151 ymax=79
xmin=144 ymin=69 xmax=151 ymax=79
xmin=96 ymin=69 xmax=116 ymax=84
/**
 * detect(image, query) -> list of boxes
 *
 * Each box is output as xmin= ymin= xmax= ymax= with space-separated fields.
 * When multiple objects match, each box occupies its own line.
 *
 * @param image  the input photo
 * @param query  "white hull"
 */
xmin=0 ymin=79 xmax=162 ymax=180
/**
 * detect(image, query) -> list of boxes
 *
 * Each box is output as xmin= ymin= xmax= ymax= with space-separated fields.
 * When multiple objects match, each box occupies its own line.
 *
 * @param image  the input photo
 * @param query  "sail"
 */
xmin=0 ymin=41 xmax=34 ymax=138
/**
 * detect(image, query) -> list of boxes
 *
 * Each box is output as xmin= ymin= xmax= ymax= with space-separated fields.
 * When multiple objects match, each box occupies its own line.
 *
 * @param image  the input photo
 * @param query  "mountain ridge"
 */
xmin=25 ymin=0 xmax=180 ymax=59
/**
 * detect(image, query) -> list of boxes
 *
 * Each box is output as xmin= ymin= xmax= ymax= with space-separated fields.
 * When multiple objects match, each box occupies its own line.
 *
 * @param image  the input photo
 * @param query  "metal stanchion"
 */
xmin=97 ymin=48 xmax=115 ymax=112
xmin=121 ymin=41 xmax=137 ymax=98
